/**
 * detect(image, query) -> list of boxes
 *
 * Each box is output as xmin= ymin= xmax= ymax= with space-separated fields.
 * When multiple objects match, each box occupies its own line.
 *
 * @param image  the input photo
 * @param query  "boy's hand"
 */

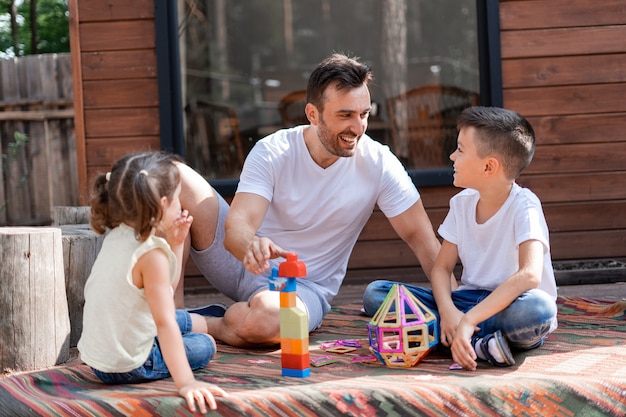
xmin=179 ymin=380 xmax=229 ymax=414
xmin=438 ymin=307 xmax=464 ymax=347
xmin=450 ymin=318 xmax=480 ymax=371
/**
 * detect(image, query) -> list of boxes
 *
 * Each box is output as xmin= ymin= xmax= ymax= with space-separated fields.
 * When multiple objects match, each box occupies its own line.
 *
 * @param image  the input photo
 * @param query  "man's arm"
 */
xmin=224 ymin=192 xmax=269 ymax=261
xmin=224 ymin=192 xmax=289 ymax=275
xmin=387 ymin=199 xmax=453 ymax=286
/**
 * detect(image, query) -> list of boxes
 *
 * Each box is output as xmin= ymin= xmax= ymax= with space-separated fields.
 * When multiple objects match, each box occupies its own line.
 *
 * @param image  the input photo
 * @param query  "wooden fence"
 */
xmin=0 ymin=53 xmax=77 ymax=226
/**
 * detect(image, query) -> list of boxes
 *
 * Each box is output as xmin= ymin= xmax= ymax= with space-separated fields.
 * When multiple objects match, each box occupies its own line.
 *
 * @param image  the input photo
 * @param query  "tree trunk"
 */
xmin=0 ymin=227 xmax=70 ymax=373
xmin=30 ymin=0 xmax=39 ymax=54
xmin=51 ymin=206 xmax=103 ymax=347
xmin=51 ymin=206 xmax=91 ymax=226
xmin=381 ymin=0 xmax=409 ymax=161
xmin=8 ymin=0 xmax=19 ymax=55
xmin=59 ymin=224 xmax=103 ymax=347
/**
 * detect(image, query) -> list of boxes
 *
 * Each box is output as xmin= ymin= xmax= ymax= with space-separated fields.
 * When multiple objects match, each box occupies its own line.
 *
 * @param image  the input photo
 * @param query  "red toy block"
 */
xmin=278 ymin=253 xmax=307 ymax=278
xmin=281 ymin=352 xmax=310 ymax=370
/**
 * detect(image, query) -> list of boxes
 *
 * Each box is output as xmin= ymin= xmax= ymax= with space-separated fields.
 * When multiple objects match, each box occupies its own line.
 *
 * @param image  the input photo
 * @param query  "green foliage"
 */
xmin=3 ymin=131 xmax=29 ymax=160
xmin=0 ymin=0 xmax=69 ymax=57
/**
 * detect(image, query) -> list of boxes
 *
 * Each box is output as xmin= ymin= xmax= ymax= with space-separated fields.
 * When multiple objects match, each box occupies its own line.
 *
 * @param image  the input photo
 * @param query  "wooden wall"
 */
xmin=68 ymin=0 xmax=161 ymax=203
xmin=0 ymin=54 xmax=77 ymax=226
xmin=348 ymin=186 xmax=455 ymax=272
xmin=499 ymin=0 xmax=626 ymax=260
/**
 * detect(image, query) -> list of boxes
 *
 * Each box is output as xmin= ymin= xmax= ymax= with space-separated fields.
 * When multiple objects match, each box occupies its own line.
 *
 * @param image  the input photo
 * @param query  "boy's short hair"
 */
xmin=457 ymin=106 xmax=535 ymax=179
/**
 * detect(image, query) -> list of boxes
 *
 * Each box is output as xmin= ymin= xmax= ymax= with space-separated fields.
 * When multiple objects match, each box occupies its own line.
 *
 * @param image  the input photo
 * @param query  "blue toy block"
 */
xmin=269 ymin=268 xmax=297 ymax=292
xmin=282 ymin=368 xmax=310 ymax=378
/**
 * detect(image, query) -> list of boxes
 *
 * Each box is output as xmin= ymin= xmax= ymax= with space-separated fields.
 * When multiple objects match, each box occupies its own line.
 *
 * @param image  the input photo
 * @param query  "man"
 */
xmin=177 ymin=53 xmax=444 ymax=347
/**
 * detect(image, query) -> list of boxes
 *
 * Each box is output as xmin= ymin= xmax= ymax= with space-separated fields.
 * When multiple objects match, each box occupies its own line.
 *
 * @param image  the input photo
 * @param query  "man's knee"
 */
xmin=176 ymin=162 xmax=221 ymax=251
xmin=231 ymin=293 xmax=281 ymax=345
xmin=237 ymin=319 xmax=280 ymax=345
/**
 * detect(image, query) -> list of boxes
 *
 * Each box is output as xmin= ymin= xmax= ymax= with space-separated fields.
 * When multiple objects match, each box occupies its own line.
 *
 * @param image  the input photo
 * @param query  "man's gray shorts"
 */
xmin=190 ymin=193 xmax=328 ymax=331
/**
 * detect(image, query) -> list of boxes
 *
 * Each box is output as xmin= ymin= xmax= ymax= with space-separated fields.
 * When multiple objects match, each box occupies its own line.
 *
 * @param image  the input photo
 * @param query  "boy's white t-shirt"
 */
xmin=438 ymin=183 xmax=557 ymax=300
xmin=236 ymin=126 xmax=419 ymax=303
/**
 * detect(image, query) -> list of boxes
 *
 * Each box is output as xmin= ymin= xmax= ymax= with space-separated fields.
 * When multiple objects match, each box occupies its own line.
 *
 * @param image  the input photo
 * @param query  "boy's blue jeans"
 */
xmin=362 ymin=281 xmax=558 ymax=350
xmin=93 ymin=310 xmax=216 ymax=384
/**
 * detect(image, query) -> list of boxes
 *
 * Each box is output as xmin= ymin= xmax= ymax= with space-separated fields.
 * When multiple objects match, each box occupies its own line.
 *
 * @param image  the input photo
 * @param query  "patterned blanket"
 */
xmin=1 ymin=296 xmax=625 ymax=416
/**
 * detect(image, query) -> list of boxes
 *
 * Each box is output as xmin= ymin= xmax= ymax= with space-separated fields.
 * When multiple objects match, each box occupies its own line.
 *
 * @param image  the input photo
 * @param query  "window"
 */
xmin=178 ymin=0 xmax=479 ymax=180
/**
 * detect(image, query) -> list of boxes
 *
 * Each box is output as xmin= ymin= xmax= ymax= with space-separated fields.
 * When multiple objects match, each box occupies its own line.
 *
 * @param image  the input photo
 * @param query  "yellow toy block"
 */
xmin=279 ymin=307 xmax=308 ymax=339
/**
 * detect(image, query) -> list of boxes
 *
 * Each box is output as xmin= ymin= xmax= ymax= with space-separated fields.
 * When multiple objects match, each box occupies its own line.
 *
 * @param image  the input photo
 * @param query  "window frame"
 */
xmin=156 ymin=0 xmax=503 ymax=195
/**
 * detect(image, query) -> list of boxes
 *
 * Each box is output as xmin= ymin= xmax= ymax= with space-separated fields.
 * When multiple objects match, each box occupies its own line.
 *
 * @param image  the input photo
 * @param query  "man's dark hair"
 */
xmin=306 ymin=53 xmax=373 ymax=112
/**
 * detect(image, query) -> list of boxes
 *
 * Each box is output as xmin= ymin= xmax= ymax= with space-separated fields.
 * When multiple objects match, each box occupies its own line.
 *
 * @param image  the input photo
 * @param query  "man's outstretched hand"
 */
xmin=243 ymin=236 xmax=289 ymax=275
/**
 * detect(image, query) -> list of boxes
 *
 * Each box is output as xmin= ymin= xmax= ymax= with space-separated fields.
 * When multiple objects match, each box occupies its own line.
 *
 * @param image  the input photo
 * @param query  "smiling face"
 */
xmin=307 ymin=82 xmax=371 ymax=166
xmin=449 ymin=126 xmax=489 ymax=189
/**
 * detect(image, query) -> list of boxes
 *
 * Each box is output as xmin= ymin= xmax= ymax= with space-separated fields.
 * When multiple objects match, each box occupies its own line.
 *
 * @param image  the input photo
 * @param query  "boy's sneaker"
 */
xmin=187 ymin=303 xmax=227 ymax=317
xmin=472 ymin=330 xmax=515 ymax=367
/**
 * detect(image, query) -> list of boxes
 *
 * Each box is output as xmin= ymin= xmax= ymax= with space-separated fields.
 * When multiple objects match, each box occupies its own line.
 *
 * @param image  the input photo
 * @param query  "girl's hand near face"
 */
xmin=165 ymin=209 xmax=193 ymax=247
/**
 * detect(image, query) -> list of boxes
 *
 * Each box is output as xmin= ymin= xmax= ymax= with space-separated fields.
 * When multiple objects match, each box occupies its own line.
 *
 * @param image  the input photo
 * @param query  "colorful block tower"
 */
xmin=367 ymin=284 xmax=438 ymax=367
xmin=269 ymin=252 xmax=309 ymax=378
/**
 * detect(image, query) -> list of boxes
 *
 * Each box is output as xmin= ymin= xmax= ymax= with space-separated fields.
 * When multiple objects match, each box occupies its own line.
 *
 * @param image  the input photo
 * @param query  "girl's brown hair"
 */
xmin=89 ymin=152 xmax=181 ymax=241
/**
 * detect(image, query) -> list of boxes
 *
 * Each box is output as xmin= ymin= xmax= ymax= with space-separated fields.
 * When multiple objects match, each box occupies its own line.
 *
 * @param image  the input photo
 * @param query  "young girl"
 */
xmin=78 ymin=152 xmax=228 ymax=413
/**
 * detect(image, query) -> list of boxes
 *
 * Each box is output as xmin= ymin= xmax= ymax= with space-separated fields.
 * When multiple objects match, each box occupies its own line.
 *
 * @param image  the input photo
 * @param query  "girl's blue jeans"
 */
xmin=93 ymin=310 xmax=216 ymax=384
xmin=362 ymin=281 xmax=558 ymax=350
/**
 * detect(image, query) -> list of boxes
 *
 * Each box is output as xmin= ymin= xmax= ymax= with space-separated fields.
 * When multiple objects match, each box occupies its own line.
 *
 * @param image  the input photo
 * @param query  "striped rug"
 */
xmin=1 ymin=296 xmax=625 ymax=416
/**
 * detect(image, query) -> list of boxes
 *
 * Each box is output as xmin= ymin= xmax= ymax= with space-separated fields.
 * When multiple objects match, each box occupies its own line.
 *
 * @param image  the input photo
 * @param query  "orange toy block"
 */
xmin=280 ymin=291 xmax=297 ymax=308
xmin=281 ymin=337 xmax=309 ymax=355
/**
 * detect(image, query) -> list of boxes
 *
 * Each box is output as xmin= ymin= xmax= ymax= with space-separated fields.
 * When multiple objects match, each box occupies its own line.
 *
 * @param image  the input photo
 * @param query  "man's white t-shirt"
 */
xmin=236 ymin=126 xmax=419 ymax=304
xmin=438 ymin=183 xmax=557 ymax=300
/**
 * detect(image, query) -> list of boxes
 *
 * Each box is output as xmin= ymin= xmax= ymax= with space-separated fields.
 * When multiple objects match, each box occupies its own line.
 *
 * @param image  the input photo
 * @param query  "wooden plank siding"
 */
xmin=348 ymin=187 xmax=456 ymax=271
xmin=499 ymin=0 xmax=626 ymax=261
xmin=68 ymin=0 xmax=161 ymax=203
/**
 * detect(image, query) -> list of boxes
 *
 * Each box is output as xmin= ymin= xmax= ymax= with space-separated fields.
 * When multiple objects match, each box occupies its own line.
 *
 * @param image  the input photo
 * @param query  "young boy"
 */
xmin=362 ymin=106 xmax=558 ymax=371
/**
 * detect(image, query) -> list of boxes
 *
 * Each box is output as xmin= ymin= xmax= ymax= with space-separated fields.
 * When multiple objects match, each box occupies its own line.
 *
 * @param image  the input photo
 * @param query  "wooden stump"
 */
xmin=60 ymin=224 xmax=104 ymax=347
xmin=0 ymin=227 xmax=70 ymax=373
xmin=51 ymin=206 xmax=91 ymax=226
